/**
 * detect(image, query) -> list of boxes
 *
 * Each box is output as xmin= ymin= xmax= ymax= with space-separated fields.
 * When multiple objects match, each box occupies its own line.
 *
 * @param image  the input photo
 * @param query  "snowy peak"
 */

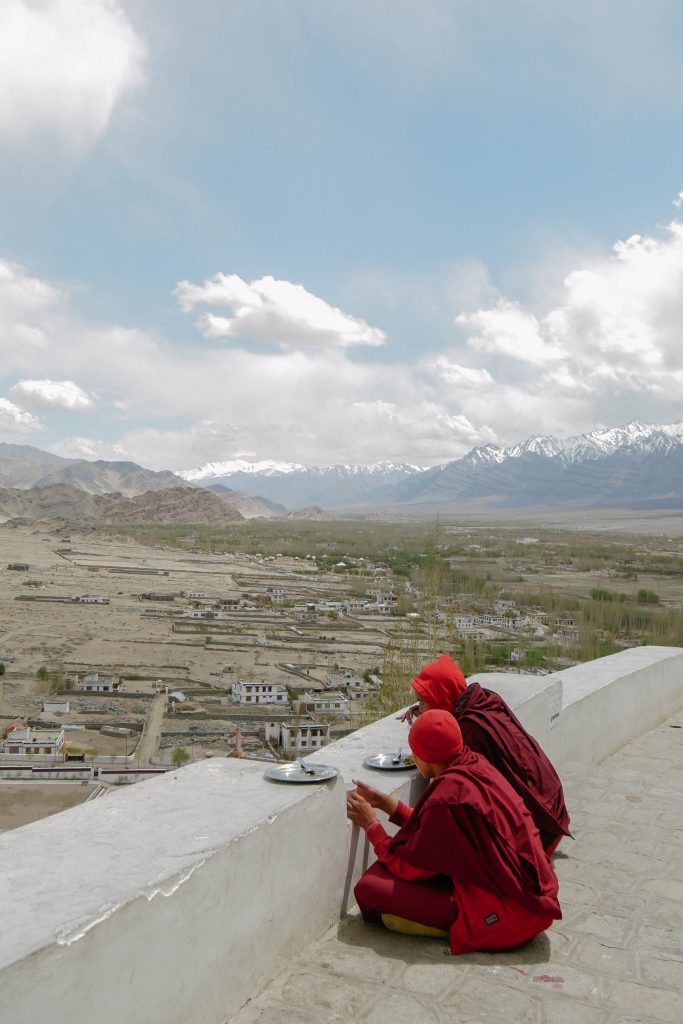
xmin=464 ymin=421 xmax=683 ymax=468
xmin=507 ymin=435 xmax=564 ymax=460
xmin=463 ymin=444 xmax=506 ymax=467
xmin=307 ymin=461 xmax=428 ymax=479
xmin=561 ymin=421 xmax=683 ymax=462
xmin=177 ymin=459 xmax=306 ymax=481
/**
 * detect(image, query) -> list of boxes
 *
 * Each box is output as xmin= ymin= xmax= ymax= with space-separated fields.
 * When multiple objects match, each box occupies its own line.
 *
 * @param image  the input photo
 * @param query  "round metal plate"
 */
xmin=264 ymin=762 xmax=340 ymax=784
xmin=363 ymin=753 xmax=417 ymax=771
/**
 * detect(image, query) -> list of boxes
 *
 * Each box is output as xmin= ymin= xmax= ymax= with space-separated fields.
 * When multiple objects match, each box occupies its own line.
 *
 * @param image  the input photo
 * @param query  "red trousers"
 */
xmin=355 ymin=862 xmax=457 ymax=932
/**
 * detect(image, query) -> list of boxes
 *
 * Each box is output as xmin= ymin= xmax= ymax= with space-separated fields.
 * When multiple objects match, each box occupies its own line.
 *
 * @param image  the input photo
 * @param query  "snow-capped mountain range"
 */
xmin=178 ymin=421 xmax=683 ymax=510
xmin=2 ymin=420 xmax=682 ymax=515
xmin=178 ymin=459 xmax=427 ymax=481
xmin=464 ymin=421 xmax=683 ymax=468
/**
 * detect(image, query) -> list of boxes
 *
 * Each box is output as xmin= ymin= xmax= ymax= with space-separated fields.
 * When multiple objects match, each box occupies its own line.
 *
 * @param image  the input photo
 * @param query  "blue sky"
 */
xmin=2 ymin=0 xmax=683 ymax=470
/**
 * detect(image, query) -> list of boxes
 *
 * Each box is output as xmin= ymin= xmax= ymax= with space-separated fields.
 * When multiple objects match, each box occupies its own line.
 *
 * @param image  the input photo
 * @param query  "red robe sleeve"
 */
xmin=389 ymin=801 xmax=413 ymax=827
xmin=364 ymin=819 xmax=435 ymax=881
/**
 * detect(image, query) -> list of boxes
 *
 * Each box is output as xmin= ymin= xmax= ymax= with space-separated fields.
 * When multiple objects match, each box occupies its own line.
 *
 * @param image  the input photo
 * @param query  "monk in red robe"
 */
xmin=347 ymin=711 xmax=561 ymax=954
xmin=402 ymin=654 xmax=570 ymax=853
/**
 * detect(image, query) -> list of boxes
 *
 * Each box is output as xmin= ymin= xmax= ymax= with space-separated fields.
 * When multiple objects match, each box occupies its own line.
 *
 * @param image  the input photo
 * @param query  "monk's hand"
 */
xmin=350 ymin=780 xmax=397 ymax=819
xmin=396 ymin=703 xmax=419 ymax=724
xmin=346 ymin=791 xmax=377 ymax=828
xmin=351 ymin=779 xmax=383 ymax=807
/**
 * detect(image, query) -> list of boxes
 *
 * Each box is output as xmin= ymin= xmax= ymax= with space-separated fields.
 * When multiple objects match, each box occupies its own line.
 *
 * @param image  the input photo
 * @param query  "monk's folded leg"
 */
xmin=354 ymin=862 xmax=457 ymax=932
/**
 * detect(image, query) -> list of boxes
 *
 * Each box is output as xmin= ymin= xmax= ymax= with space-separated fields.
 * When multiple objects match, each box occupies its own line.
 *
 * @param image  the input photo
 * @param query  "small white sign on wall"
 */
xmin=549 ymin=695 xmax=561 ymax=729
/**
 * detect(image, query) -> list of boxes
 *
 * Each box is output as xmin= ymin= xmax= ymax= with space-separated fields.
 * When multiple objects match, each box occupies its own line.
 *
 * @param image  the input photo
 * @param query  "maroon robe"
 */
xmin=386 ymin=746 xmax=561 ymax=953
xmin=452 ymin=683 xmax=570 ymax=849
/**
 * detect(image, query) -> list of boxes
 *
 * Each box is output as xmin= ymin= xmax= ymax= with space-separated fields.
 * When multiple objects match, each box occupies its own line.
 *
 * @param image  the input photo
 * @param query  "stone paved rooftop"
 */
xmin=232 ymin=709 xmax=683 ymax=1024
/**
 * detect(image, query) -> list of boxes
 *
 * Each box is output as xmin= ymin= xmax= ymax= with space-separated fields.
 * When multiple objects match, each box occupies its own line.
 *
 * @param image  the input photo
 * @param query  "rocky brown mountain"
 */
xmin=0 ymin=444 xmax=190 ymax=496
xmin=0 ymin=485 xmax=244 ymax=525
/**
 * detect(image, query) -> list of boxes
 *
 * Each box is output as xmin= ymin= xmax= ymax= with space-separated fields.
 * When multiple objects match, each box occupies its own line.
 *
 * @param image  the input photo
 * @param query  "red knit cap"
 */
xmin=411 ymin=654 xmax=467 ymax=710
xmin=409 ymin=709 xmax=463 ymax=764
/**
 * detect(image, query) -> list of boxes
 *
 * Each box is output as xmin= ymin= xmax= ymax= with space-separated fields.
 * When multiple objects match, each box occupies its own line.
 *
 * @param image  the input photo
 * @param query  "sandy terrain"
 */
xmin=0 ymin=783 xmax=95 ymax=832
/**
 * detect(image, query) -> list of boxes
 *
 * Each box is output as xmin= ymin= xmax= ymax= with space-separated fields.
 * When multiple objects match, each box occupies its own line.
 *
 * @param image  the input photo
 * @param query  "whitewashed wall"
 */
xmin=1 ymin=646 xmax=683 ymax=1024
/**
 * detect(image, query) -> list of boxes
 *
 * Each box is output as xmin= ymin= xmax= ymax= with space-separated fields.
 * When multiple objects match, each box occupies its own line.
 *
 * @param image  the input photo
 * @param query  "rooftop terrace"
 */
xmin=234 ymin=708 xmax=683 ymax=1024
xmin=2 ymin=646 xmax=682 ymax=1024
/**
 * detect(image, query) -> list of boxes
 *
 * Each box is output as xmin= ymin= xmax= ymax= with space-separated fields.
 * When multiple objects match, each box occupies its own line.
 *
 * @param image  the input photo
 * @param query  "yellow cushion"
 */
xmin=381 ymin=914 xmax=449 ymax=938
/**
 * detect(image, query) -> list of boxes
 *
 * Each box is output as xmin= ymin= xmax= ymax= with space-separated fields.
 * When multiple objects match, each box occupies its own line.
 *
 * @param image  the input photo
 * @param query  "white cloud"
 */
xmin=458 ymin=300 xmax=567 ymax=365
xmin=10 ymin=378 xmax=96 ymax=412
xmin=428 ymin=357 xmax=494 ymax=388
xmin=48 ymin=436 xmax=132 ymax=461
xmin=5 ymin=200 xmax=683 ymax=473
xmin=0 ymin=0 xmax=145 ymax=154
xmin=455 ymin=215 xmax=683 ymax=409
xmin=0 ymin=397 xmax=42 ymax=434
xmin=175 ymin=273 xmax=386 ymax=349
xmin=0 ymin=259 xmax=62 ymax=312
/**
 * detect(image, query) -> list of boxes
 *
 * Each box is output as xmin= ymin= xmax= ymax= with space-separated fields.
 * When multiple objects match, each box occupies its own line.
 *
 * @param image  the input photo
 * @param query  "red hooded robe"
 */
xmin=383 ymin=746 xmax=561 ymax=953
xmin=411 ymin=655 xmax=570 ymax=850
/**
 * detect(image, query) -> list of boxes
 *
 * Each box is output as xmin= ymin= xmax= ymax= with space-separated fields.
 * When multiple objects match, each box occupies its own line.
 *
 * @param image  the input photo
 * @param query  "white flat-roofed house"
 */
xmin=182 ymin=607 xmax=223 ymax=620
xmin=326 ymin=673 xmax=371 ymax=700
xmin=232 ymin=680 xmax=288 ymax=706
xmin=264 ymin=721 xmax=329 ymax=752
xmin=80 ymin=673 xmax=123 ymax=693
xmin=72 ymin=595 xmax=109 ymax=604
xmin=181 ymin=590 xmax=207 ymax=599
xmin=324 ymin=671 xmax=369 ymax=698
xmin=267 ymin=587 xmax=287 ymax=604
xmin=298 ymin=691 xmax=349 ymax=715
xmin=0 ymin=726 xmax=65 ymax=757
xmin=475 ymin=614 xmax=510 ymax=629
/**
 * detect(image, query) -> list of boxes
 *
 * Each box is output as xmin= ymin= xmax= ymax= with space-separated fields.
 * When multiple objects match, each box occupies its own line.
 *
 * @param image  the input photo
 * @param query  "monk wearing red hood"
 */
xmin=347 ymin=710 xmax=561 ymax=953
xmin=403 ymin=654 xmax=570 ymax=853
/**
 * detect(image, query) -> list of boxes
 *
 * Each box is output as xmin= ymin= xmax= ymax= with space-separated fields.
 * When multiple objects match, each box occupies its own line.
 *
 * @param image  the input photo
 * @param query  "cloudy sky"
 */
xmin=2 ymin=1 xmax=683 ymax=471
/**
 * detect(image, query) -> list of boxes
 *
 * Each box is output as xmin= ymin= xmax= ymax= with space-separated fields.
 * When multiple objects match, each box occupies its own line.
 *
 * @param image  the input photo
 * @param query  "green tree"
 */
xmin=172 ymin=746 xmax=191 ymax=767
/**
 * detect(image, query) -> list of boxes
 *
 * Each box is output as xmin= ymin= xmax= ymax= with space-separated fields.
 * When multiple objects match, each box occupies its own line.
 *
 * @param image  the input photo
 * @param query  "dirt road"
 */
xmin=136 ymin=693 xmax=166 ymax=765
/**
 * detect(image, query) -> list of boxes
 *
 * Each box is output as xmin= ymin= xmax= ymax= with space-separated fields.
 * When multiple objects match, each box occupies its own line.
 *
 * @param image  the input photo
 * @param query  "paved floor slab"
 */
xmin=232 ymin=711 xmax=683 ymax=1024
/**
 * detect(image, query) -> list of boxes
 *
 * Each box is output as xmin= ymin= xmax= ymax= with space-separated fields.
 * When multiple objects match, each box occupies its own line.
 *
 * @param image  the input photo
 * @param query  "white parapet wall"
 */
xmin=552 ymin=645 xmax=683 ymax=764
xmin=2 ymin=646 xmax=683 ymax=1024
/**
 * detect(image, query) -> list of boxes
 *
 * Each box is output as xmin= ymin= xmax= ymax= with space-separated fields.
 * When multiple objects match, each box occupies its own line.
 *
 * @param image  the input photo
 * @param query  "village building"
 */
xmin=232 ymin=680 xmax=289 ymax=706
xmin=264 ymin=721 xmax=329 ymax=752
xmin=182 ymin=607 xmax=223 ymax=620
xmin=325 ymin=671 xmax=370 ymax=700
xmin=181 ymin=590 xmax=207 ymax=599
xmin=294 ymin=691 xmax=349 ymax=715
xmin=7 ymin=562 xmax=30 ymax=571
xmin=80 ymin=673 xmax=123 ymax=693
xmin=72 ymin=595 xmax=109 ymax=604
xmin=0 ymin=725 xmax=65 ymax=757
